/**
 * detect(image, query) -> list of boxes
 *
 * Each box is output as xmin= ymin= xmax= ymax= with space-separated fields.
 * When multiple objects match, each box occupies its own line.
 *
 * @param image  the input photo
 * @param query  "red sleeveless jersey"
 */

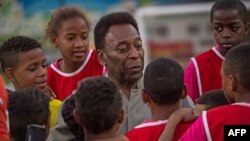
xmin=203 ymin=103 xmax=250 ymax=141
xmin=47 ymin=49 xmax=105 ymax=101
xmin=192 ymin=47 xmax=224 ymax=96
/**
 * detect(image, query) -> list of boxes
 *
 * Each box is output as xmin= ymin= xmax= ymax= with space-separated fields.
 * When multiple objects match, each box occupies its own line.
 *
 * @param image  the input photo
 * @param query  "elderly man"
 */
xmin=48 ymin=11 xmax=193 ymax=141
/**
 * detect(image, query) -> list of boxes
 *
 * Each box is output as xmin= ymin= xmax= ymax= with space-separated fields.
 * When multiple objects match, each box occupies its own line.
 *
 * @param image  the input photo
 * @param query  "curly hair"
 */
xmin=75 ymin=76 xmax=122 ymax=135
xmin=0 ymin=36 xmax=41 ymax=72
xmin=61 ymin=95 xmax=84 ymax=141
xmin=9 ymin=87 xmax=50 ymax=141
xmin=94 ymin=11 xmax=139 ymax=51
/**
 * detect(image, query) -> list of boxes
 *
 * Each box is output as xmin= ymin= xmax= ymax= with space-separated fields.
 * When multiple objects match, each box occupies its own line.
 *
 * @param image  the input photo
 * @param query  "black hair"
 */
xmin=9 ymin=87 xmax=50 ymax=141
xmin=210 ymin=0 xmax=248 ymax=25
xmin=94 ymin=11 xmax=139 ymax=50
xmin=223 ymin=43 xmax=250 ymax=90
xmin=0 ymin=36 xmax=41 ymax=72
xmin=196 ymin=89 xmax=229 ymax=110
xmin=75 ymin=76 xmax=122 ymax=135
xmin=61 ymin=95 xmax=84 ymax=141
xmin=144 ymin=58 xmax=184 ymax=105
xmin=44 ymin=6 xmax=89 ymax=41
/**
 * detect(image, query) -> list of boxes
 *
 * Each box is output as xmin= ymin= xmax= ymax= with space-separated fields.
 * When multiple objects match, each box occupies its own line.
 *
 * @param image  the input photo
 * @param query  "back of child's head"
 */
xmin=0 ymin=36 xmax=41 ymax=72
xmin=94 ymin=11 xmax=139 ymax=51
xmin=44 ymin=6 xmax=89 ymax=41
xmin=61 ymin=95 xmax=84 ymax=141
xmin=211 ymin=0 xmax=248 ymax=24
xmin=144 ymin=57 xmax=184 ymax=106
xmin=196 ymin=90 xmax=229 ymax=110
xmin=8 ymin=87 xmax=50 ymax=141
xmin=223 ymin=43 xmax=250 ymax=91
xmin=75 ymin=76 xmax=122 ymax=135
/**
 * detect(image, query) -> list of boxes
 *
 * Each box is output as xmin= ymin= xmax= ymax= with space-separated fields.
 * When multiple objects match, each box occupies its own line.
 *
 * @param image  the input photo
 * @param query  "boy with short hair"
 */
xmin=74 ymin=76 xmax=128 ymax=141
xmin=8 ymin=87 xmax=50 ymax=141
xmin=0 ymin=36 xmax=61 ymax=127
xmin=160 ymin=44 xmax=250 ymax=141
xmin=126 ymin=58 xmax=192 ymax=141
xmin=185 ymin=0 xmax=249 ymax=105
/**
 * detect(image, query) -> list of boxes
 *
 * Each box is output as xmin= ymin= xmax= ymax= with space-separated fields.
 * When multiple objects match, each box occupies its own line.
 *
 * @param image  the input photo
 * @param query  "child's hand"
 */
xmin=44 ymin=86 xmax=56 ymax=100
xmin=158 ymin=108 xmax=197 ymax=141
xmin=170 ymin=108 xmax=197 ymax=123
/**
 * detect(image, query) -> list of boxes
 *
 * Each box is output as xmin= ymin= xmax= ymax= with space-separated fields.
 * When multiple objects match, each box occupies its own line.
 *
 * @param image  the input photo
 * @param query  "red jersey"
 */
xmin=126 ymin=120 xmax=192 ymax=141
xmin=47 ymin=49 xmax=105 ymax=101
xmin=192 ymin=47 xmax=224 ymax=96
xmin=0 ymin=76 xmax=10 ymax=141
xmin=203 ymin=103 xmax=250 ymax=141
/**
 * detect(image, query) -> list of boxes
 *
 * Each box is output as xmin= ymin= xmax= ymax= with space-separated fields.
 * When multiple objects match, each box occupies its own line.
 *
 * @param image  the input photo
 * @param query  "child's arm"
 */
xmin=158 ymin=108 xmax=197 ymax=141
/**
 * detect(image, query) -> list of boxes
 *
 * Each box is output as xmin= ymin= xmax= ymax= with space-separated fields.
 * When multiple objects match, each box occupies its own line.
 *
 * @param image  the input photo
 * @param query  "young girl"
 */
xmin=44 ymin=6 xmax=105 ymax=101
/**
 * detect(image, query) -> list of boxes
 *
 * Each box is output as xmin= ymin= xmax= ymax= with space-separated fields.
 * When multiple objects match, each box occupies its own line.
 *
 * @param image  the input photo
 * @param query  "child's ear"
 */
xmin=228 ymin=74 xmax=236 ymax=91
xmin=97 ymin=50 xmax=107 ymax=66
xmin=117 ymin=109 xmax=124 ymax=124
xmin=142 ymin=89 xmax=150 ymax=103
xmin=51 ymin=36 xmax=59 ymax=48
xmin=73 ymin=109 xmax=82 ymax=125
xmin=5 ymin=68 xmax=16 ymax=83
xmin=180 ymin=85 xmax=188 ymax=99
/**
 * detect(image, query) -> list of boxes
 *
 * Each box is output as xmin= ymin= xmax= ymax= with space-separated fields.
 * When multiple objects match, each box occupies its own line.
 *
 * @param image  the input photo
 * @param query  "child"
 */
xmin=0 ymin=36 xmax=61 ymax=128
xmin=185 ymin=0 xmax=249 ymax=105
xmin=0 ymin=75 xmax=10 ymax=141
xmin=194 ymin=89 xmax=229 ymax=116
xmin=61 ymin=94 xmax=84 ymax=141
xmin=126 ymin=58 xmax=192 ymax=141
xmin=44 ymin=6 xmax=105 ymax=101
xmin=74 ymin=76 xmax=128 ymax=141
xmin=8 ymin=87 xmax=50 ymax=141
xmin=160 ymin=43 xmax=250 ymax=141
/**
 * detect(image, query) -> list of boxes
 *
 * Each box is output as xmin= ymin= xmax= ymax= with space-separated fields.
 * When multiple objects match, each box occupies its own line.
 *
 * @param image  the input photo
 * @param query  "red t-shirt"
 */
xmin=126 ymin=120 xmax=192 ymax=141
xmin=47 ymin=49 xmax=105 ymax=101
xmin=0 ymin=76 xmax=10 ymax=141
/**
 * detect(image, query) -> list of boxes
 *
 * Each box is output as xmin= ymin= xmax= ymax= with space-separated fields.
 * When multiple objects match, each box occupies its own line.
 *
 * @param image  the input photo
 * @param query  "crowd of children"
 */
xmin=0 ymin=0 xmax=249 ymax=141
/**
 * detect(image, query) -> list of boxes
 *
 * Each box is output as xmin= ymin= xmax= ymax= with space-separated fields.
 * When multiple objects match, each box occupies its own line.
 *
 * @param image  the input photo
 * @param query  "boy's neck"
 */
xmin=150 ymin=101 xmax=180 ymax=121
xmin=84 ymin=128 xmax=119 ymax=141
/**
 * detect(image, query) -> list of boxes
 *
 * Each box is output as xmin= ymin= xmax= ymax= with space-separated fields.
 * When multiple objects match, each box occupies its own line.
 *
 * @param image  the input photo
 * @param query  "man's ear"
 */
xmin=73 ymin=109 xmax=82 ymax=125
xmin=228 ymin=74 xmax=236 ymax=92
xmin=117 ymin=109 xmax=124 ymax=124
xmin=97 ymin=50 xmax=107 ymax=66
xmin=5 ymin=67 xmax=15 ymax=83
xmin=181 ymin=85 xmax=188 ymax=99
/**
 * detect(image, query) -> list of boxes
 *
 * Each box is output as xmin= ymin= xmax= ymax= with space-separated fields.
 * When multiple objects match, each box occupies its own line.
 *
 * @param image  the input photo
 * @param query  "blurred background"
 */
xmin=0 ymin=0 xmax=250 ymax=76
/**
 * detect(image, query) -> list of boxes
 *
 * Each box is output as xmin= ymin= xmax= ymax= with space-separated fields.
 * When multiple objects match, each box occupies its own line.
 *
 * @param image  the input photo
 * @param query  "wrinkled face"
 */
xmin=11 ymin=48 xmax=47 ymax=91
xmin=101 ymin=24 xmax=144 ymax=84
xmin=211 ymin=9 xmax=247 ymax=56
xmin=53 ymin=17 xmax=89 ymax=65
xmin=221 ymin=67 xmax=234 ymax=103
